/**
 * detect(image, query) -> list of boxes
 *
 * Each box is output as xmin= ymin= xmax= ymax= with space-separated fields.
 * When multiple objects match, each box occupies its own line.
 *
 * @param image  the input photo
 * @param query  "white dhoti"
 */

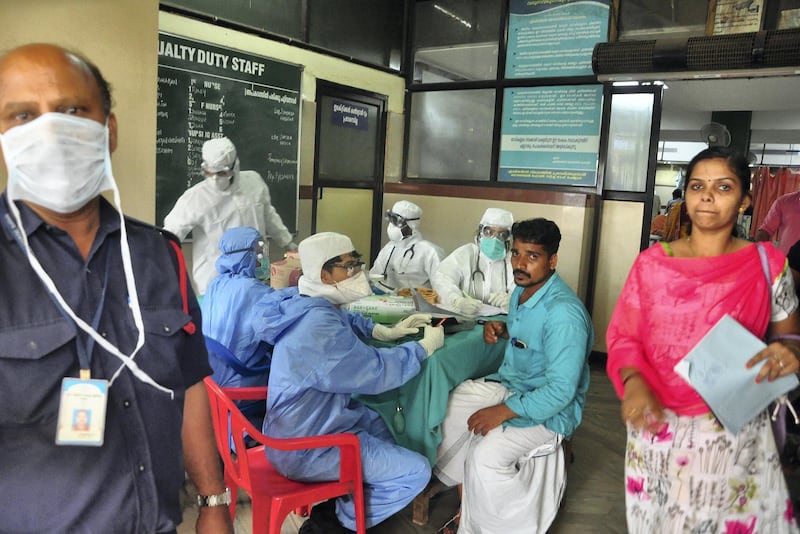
xmin=433 ymin=379 xmax=566 ymax=534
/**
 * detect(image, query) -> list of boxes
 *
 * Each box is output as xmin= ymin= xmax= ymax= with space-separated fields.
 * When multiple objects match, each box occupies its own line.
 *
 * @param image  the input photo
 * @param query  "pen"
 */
xmin=510 ymin=337 xmax=527 ymax=349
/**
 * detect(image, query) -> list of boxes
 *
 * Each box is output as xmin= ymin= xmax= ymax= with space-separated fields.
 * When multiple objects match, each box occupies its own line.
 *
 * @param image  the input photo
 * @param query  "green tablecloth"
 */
xmin=358 ymin=323 xmax=505 ymax=465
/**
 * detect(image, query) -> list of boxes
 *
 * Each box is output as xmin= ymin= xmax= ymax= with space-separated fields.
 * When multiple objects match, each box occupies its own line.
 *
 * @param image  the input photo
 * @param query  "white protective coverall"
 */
xmin=163 ymin=138 xmax=294 ymax=294
xmin=432 ymin=208 xmax=514 ymax=312
xmin=371 ymin=200 xmax=444 ymax=290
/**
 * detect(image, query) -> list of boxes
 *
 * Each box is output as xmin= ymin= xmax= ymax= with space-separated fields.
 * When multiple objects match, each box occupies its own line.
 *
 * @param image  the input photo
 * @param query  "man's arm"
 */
xmin=162 ymin=193 xmax=196 ymax=241
xmin=756 ymin=229 xmax=772 ymax=242
xmin=182 ymin=382 xmax=234 ymax=533
xmin=756 ymin=199 xmax=782 ymax=242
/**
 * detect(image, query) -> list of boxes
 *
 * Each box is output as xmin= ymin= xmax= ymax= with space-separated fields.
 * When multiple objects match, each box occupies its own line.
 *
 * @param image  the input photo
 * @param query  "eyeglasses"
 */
xmin=331 ymin=261 xmax=365 ymax=277
xmin=201 ymin=162 xmax=234 ymax=179
xmin=228 ymin=240 xmax=265 ymax=257
xmin=385 ymin=210 xmax=419 ymax=228
xmin=480 ymin=225 xmax=510 ymax=241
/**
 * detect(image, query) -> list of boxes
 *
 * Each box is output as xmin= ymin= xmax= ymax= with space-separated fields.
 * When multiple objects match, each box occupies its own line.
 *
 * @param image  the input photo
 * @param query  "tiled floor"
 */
xmin=178 ymin=363 xmax=629 ymax=533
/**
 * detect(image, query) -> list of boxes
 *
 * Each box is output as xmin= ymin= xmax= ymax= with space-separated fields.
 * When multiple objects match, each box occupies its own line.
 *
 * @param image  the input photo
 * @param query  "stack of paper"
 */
xmin=674 ymin=314 xmax=798 ymax=434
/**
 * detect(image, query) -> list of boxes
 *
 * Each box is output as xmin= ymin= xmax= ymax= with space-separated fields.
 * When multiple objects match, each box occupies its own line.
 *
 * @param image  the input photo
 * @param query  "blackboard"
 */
xmin=155 ymin=32 xmax=301 ymax=233
xmin=161 ymin=1 xmax=303 ymax=40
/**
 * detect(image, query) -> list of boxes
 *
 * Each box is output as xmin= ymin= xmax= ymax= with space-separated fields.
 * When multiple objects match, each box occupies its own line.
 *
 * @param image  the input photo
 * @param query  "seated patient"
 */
xmin=432 ymin=207 xmax=515 ymax=316
xmin=433 ymin=218 xmax=594 ymax=533
xmin=254 ymin=232 xmax=445 ymax=533
xmin=370 ymin=200 xmax=444 ymax=291
xmin=202 ymin=226 xmax=274 ymax=394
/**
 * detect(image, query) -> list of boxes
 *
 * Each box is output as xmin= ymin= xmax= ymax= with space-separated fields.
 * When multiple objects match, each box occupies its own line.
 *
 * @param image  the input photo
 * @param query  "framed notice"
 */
xmin=506 ymin=0 xmax=610 ymax=79
xmin=712 ymin=0 xmax=765 ymax=35
xmin=498 ymin=85 xmax=603 ymax=186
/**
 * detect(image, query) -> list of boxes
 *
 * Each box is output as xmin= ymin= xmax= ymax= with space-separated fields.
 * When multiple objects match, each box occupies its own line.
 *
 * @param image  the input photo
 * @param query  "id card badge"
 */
xmin=55 ymin=377 xmax=108 ymax=446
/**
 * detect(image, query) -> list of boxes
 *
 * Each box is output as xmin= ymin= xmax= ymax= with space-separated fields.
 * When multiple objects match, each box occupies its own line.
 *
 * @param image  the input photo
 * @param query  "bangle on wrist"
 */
xmin=622 ymin=372 xmax=641 ymax=386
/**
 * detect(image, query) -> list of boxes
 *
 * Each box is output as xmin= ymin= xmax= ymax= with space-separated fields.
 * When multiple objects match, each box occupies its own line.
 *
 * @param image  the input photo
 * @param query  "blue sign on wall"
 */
xmin=331 ymin=99 xmax=369 ymax=130
xmin=499 ymin=85 xmax=603 ymax=186
xmin=506 ymin=0 xmax=610 ymax=79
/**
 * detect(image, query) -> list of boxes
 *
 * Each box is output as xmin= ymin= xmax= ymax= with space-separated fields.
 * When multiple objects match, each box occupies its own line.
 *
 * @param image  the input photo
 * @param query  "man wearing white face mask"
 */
xmin=163 ymin=136 xmax=298 ymax=295
xmin=252 ymin=232 xmax=444 ymax=532
xmin=432 ymin=208 xmax=515 ymax=317
xmin=0 ymin=44 xmax=231 ymax=533
xmin=370 ymin=200 xmax=444 ymax=292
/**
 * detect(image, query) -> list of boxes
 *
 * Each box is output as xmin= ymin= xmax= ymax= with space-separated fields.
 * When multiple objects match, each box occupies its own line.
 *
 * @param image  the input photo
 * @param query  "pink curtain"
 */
xmin=750 ymin=167 xmax=800 ymax=238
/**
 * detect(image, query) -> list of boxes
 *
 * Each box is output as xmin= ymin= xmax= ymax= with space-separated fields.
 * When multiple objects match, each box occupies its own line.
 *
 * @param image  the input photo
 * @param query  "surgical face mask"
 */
xmin=480 ymin=236 xmax=507 ymax=261
xmin=387 ymin=223 xmax=406 ymax=242
xmin=206 ymin=175 xmax=232 ymax=191
xmin=1 ymin=113 xmax=112 ymax=214
xmin=334 ymin=271 xmax=373 ymax=303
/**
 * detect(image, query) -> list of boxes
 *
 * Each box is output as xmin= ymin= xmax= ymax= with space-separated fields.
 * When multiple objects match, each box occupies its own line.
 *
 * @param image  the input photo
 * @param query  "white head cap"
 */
xmin=391 ymin=200 xmax=422 ymax=233
xmin=480 ymin=208 xmax=513 ymax=229
xmin=392 ymin=200 xmax=422 ymax=221
xmin=202 ymin=137 xmax=237 ymax=172
xmin=298 ymin=232 xmax=355 ymax=283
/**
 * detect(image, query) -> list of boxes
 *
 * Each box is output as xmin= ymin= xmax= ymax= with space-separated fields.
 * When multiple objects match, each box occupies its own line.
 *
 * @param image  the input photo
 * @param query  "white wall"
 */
xmin=0 ymin=0 xmax=160 ymax=222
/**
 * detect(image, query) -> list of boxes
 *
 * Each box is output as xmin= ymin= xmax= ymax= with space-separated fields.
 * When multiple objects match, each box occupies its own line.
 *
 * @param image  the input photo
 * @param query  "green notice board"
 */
xmin=155 ymin=32 xmax=301 ymax=232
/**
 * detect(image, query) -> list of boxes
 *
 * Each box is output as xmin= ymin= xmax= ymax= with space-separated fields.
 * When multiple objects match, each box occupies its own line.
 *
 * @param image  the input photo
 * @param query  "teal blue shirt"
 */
xmin=486 ymin=272 xmax=593 ymax=437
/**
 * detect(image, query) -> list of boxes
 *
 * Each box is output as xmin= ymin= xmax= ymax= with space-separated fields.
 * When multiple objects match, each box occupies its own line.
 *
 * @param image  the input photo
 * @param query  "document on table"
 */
xmin=673 ymin=314 xmax=798 ymax=435
xmin=411 ymin=289 xmax=506 ymax=319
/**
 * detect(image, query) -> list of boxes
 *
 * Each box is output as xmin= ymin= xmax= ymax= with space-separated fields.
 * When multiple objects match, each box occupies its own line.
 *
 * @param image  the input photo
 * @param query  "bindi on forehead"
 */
xmin=689 ymin=176 xmax=735 ymax=183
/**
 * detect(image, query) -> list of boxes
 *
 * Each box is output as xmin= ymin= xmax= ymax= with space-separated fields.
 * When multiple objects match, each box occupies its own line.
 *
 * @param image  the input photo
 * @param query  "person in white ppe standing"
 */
xmin=371 ymin=200 xmax=444 ymax=291
xmin=163 ymin=136 xmax=298 ymax=295
xmin=432 ymin=208 xmax=514 ymax=316
xmin=253 ymin=232 xmax=444 ymax=533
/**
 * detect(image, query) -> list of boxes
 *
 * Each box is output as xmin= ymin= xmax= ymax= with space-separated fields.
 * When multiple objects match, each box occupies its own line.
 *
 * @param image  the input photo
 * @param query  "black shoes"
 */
xmin=298 ymin=499 xmax=355 ymax=534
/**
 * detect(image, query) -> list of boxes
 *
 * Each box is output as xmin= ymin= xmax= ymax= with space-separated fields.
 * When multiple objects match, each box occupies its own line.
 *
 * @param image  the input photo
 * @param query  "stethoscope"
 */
xmin=382 ymin=243 xmax=416 ymax=278
xmin=470 ymin=237 xmax=508 ymax=299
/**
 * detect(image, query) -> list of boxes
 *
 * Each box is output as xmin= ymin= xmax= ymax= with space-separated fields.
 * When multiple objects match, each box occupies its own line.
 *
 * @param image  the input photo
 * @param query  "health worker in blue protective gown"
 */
xmin=202 ymin=226 xmax=274 ymax=420
xmin=254 ymin=232 xmax=444 ymax=533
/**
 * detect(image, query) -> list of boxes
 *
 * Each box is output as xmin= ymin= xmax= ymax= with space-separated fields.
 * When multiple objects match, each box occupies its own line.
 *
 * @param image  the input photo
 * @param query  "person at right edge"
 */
xmin=432 ymin=208 xmax=514 ymax=316
xmin=607 ymin=147 xmax=800 ymax=533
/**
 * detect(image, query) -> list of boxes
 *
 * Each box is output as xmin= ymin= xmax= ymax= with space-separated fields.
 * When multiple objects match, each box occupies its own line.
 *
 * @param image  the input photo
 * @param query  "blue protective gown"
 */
xmin=201 ymin=228 xmax=273 ymax=390
xmin=254 ymin=288 xmax=431 ymax=529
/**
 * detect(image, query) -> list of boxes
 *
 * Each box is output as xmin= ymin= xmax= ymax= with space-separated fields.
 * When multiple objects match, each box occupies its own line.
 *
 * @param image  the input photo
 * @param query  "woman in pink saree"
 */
xmin=607 ymin=147 xmax=800 ymax=533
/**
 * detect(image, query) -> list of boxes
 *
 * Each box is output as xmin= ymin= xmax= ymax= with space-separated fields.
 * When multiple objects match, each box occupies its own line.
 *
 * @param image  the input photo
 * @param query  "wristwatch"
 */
xmin=196 ymin=487 xmax=231 ymax=507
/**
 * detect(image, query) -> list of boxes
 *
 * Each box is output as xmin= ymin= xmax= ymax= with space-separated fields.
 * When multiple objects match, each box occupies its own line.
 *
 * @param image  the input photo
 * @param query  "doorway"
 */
xmin=591 ymin=85 xmax=662 ymax=353
xmin=312 ymin=81 xmax=388 ymax=261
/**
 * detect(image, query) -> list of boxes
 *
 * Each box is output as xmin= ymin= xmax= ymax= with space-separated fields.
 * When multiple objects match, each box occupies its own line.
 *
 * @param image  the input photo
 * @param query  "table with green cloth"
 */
xmin=358 ymin=322 xmax=505 ymax=465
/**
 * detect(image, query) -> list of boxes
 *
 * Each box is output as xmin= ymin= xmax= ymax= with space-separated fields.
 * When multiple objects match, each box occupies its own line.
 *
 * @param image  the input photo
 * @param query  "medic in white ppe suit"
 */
xmin=432 ymin=208 xmax=515 ymax=317
xmin=253 ymin=232 xmax=444 ymax=532
xmin=202 ymin=226 xmax=274 ymax=393
xmin=370 ymin=200 xmax=444 ymax=291
xmin=163 ymin=137 xmax=298 ymax=295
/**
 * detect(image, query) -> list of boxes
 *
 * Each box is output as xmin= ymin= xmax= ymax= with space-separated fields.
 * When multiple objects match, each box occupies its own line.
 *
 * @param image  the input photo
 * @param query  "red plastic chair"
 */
xmin=203 ymin=377 xmax=367 ymax=534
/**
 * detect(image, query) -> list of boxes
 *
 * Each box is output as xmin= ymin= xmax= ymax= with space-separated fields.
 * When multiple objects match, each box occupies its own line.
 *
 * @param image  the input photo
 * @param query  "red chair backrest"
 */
xmin=205 ymin=377 xmax=268 ymax=493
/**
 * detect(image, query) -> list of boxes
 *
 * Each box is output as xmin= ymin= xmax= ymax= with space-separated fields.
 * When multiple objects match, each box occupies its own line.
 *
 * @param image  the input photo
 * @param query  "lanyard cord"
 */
xmin=75 ymin=245 xmax=113 ymax=370
xmin=2 ymin=197 xmax=173 ymax=398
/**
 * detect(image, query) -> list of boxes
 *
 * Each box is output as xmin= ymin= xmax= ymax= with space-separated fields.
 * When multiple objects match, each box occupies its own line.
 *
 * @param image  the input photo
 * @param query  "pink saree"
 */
xmin=607 ymin=242 xmax=799 ymax=533
xmin=607 ymin=242 xmax=787 ymax=415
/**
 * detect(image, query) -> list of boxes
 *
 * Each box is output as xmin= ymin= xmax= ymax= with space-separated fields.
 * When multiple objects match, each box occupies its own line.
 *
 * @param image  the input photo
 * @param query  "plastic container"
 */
xmin=343 ymin=295 xmax=416 ymax=324
xmin=270 ymin=250 xmax=301 ymax=289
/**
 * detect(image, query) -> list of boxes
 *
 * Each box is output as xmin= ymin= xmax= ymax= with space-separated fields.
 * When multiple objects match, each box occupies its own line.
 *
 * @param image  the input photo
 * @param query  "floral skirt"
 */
xmin=625 ymin=409 xmax=798 ymax=533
